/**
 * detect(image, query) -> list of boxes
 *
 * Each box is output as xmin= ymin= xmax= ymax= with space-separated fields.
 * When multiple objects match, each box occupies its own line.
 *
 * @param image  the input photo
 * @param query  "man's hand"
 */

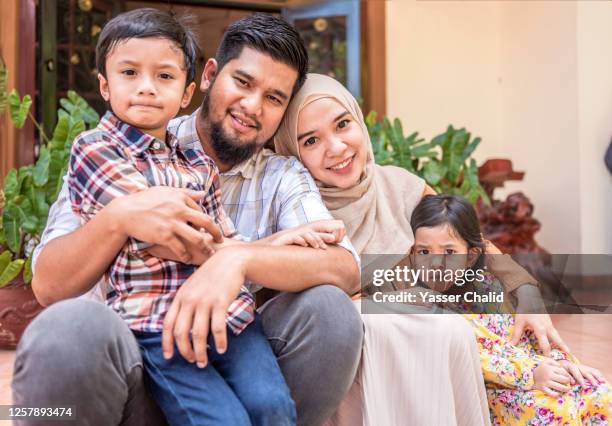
xmin=109 ymin=186 xmax=223 ymax=262
xmin=511 ymin=313 xmax=570 ymax=356
xmin=162 ymin=248 xmax=248 ymax=367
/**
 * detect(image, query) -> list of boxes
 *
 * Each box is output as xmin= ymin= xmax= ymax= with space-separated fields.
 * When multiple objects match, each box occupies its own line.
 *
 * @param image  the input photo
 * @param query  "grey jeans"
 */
xmin=11 ymin=285 xmax=363 ymax=426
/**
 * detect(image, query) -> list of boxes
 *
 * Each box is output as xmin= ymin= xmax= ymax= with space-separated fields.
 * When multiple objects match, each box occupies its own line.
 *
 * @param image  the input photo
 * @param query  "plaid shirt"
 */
xmin=67 ymin=112 xmax=254 ymax=334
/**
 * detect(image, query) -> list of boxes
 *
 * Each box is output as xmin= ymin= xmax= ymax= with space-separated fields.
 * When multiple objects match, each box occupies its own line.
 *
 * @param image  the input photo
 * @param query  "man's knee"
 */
xmin=296 ymin=285 xmax=364 ymax=354
xmin=13 ymin=298 xmax=141 ymax=390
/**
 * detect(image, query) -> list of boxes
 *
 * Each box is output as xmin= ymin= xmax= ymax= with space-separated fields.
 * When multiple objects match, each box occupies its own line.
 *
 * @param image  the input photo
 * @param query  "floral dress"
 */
xmin=460 ymin=276 xmax=611 ymax=425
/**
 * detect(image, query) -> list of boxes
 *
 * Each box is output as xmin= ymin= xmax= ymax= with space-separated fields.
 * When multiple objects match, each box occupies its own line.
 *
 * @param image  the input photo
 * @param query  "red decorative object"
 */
xmin=477 ymin=159 xmax=547 ymax=256
xmin=0 ymin=276 xmax=45 ymax=349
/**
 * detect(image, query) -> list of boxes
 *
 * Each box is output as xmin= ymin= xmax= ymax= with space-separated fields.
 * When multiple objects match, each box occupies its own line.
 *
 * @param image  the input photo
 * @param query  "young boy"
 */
xmin=67 ymin=9 xmax=303 ymax=425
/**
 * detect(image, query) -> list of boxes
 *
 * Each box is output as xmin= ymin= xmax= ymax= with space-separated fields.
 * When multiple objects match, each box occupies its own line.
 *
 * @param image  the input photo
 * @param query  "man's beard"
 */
xmin=201 ymin=85 xmax=258 ymax=167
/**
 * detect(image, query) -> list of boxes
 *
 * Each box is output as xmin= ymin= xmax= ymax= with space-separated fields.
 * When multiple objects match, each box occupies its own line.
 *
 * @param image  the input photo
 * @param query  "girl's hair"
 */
xmin=410 ymin=194 xmax=486 ymax=252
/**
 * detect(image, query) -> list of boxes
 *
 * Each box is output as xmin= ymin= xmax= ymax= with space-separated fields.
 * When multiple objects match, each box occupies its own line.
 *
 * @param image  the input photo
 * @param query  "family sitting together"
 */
xmin=12 ymin=9 xmax=611 ymax=426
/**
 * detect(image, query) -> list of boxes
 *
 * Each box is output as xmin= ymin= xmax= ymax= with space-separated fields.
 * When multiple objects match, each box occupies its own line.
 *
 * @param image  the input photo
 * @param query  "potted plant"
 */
xmin=0 ymin=57 xmax=99 ymax=348
xmin=366 ymin=111 xmax=489 ymax=204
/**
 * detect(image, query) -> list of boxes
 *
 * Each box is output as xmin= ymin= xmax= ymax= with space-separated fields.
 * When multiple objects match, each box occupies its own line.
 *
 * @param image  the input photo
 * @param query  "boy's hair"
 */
xmin=410 ymin=194 xmax=486 ymax=252
xmin=215 ymin=13 xmax=308 ymax=96
xmin=96 ymin=8 xmax=199 ymax=84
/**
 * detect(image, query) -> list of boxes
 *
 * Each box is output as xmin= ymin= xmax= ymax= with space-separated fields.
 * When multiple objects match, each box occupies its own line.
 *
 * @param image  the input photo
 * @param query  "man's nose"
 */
xmin=239 ymin=93 xmax=263 ymax=117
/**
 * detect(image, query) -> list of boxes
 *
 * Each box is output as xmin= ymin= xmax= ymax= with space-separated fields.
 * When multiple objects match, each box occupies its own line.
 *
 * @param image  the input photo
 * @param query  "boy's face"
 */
xmin=198 ymin=47 xmax=298 ymax=168
xmin=98 ymin=37 xmax=196 ymax=139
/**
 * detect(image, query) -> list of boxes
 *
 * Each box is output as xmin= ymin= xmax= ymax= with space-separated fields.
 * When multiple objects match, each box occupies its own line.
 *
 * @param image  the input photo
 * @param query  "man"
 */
xmin=12 ymin=14 xmax=362 ymax=426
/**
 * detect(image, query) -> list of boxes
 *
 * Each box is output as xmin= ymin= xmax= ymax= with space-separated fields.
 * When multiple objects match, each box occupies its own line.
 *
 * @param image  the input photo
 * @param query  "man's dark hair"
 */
xmin=215 ymin=13 xmax=308 ymax=96
xmin=96 ymin=8 xmax=199 ymax=84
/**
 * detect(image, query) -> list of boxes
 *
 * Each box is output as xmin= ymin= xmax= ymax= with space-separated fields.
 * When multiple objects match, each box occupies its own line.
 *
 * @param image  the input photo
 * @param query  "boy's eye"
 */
xmin=159 ymin=73 xmax=173 ymax=80
xmin=417 ymin=249 xmax=429 ymax=255
xmin=122 ymin=70 xmax=136 ymax=76
xmin=445 ymin=249 xmax=456 ymax=255
xmin=338 ymin=119 xmax=351 ymax=129
xmin=303 ymin=137 xmax=317 ymax=147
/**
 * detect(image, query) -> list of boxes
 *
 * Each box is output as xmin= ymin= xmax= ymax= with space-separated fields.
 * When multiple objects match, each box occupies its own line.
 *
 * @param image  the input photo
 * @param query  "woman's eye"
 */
xmin=445 ymin=249 xmax=456 ymax=255
xmin=122 ymin=70 xmax=136 ymax=76
xmin=417 ymin=249 xmax=429 ymax=255
xmin=303 ymin=137 xmax=317 ymax=147
xmin=159 ymin=73 xmax=173 ymax=80
xmin=236 ymin=77 xmax=248 ymax=87
xmin=338 ymin=119 xmax=351 ymax=129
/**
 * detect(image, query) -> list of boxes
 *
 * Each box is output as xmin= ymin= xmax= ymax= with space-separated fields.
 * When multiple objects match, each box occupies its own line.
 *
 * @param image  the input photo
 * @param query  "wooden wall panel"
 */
xmin=0 ymin=0 xmax=19 ymax=186
xmin=361 ymin=0 xmax=386 ymax=118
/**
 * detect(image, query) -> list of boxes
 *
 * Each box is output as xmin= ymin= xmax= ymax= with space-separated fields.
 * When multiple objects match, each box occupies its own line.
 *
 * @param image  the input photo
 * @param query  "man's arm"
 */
xmin=33 ymin=183 xmax=223 ymax=306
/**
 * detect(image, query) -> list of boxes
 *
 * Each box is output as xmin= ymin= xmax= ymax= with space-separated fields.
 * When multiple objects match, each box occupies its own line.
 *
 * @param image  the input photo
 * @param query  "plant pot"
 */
xmin=0 ymin=274 xmax=45 ymax=349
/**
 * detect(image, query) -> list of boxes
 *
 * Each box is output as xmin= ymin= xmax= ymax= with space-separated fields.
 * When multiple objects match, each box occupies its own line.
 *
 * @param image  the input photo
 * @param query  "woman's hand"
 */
xmin=558 ymin=360 xmax=606 ymax=387
xmin=533 ymin=358 xmax=572 ymax=396
xmin=265 ymin=220 xmax=346 ymax=249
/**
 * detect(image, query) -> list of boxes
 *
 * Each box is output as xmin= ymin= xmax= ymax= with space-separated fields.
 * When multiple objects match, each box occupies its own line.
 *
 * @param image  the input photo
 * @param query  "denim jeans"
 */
xmin=12 ymin=285 xmax=363 ymax=426
xmin=134 ymin=316 xmax=295 ymax=426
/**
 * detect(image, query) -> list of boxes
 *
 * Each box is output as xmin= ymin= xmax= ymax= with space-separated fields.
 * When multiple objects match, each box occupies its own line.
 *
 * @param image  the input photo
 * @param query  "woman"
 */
xmin=273 ymin=74 xmax=551 ymax=426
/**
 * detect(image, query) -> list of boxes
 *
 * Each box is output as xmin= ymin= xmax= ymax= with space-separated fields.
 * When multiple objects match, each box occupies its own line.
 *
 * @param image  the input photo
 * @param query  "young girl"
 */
xmin=410 ymin=194 xmax=611 ymax=425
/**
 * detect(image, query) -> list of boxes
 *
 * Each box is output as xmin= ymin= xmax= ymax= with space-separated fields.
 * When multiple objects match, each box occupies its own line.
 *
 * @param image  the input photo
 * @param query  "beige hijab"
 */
xmin=274 ymin=73 xmax=425 ymax=255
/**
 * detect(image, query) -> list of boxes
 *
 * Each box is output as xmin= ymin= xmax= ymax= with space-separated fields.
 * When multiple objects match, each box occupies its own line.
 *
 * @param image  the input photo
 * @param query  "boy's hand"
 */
xmin=268 ymin=220 xmax=346 ymax=249
xmin=162 ymin=247 xmax=248 ymax=367
xmin=533 ymin=358 xmax=572 ymax=396
xmin=559 ymin=360 xmax=606 ymax=387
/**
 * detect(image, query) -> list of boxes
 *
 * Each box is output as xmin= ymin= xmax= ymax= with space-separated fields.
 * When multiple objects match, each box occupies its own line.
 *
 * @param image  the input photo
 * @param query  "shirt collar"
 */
xmin=100 ymin=111 xmax=176 ymax=155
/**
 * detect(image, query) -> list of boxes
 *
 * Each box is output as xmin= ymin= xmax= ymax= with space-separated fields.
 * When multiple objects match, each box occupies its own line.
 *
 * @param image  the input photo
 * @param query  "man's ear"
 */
xmin=98 ymin=73 xmax=110 ymax=101
xmin=200 ymin=58 xmax=218 ymax=92
xmin=181 ymin=82 xmax=196 ymax=108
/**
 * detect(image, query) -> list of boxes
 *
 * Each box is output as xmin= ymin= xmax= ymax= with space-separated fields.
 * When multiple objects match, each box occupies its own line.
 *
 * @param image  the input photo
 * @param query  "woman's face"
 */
xmin=296 ymin=98 xmax=367 ymax=189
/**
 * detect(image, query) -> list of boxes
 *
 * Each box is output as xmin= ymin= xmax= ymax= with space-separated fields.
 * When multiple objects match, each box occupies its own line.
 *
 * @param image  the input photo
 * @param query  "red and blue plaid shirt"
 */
xmin=67 ymin=112 xmax=254 ymax=334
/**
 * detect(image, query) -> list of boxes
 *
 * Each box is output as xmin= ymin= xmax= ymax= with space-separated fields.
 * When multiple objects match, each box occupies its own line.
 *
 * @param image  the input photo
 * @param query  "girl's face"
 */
xmin=296 ymin=97 xmax=367 ymax=189
xmin=412 ymin=224 xmax=477 ymax=293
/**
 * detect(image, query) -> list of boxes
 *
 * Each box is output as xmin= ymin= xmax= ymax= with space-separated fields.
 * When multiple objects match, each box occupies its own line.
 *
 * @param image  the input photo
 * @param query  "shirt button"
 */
xmin=152 ymin=141 xmax=161 ymax=150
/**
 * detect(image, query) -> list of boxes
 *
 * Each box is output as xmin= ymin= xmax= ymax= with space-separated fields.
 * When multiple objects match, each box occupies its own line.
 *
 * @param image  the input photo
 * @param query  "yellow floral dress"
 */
xmin=459 ymin=276 xmax=611 ymax=425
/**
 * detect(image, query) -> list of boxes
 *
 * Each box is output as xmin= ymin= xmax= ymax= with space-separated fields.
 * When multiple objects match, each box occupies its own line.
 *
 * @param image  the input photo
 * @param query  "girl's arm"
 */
xmin=466 ymin=315 xmax=541 ymax=391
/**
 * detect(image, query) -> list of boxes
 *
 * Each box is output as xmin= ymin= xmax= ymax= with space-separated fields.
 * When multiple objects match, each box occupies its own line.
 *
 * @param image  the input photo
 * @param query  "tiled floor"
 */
xmin=0 ymin=314 xmax=611 ymax=425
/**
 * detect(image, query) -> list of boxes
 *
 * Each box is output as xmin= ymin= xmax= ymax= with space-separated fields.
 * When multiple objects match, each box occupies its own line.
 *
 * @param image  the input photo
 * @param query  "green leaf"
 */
xmin=423 ymin=161 xmax=447 ymax=185
xmin=3 ymin=169 xmax=19 ymax=199
xmin=0 ymin=259 xmax=24 ymax=287
xmin=23 ymin=253 xmax=33 ymax=283
xmin=462 ymin=137 xmax=481 ymax=162
xmin=8 ymin=90 xmax=32 ymax=129
xmin=0 ymin=250 xmax=11 ymax=275
xmin=33 ymin=145 xmax=51 ymax=186
xmin=2 ymin=203 xmax=22 ymax=254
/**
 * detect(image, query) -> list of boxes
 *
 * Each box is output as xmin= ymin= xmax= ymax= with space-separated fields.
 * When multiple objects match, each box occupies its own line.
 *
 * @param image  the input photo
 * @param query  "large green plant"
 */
xmin=366 ymin=111 xmax=489 ymax=205
xmin=0 ymin=58 xmax=99 ymax=287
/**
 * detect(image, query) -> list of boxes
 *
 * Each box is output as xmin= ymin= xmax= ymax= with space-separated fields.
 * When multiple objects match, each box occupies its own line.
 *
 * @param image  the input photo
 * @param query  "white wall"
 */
xmin=386 ymin=0 xmax=502 ymax=160
xmin=576 ymin=2 xmax=612 ymax=254
xmin=386 ymin=0 xmax=612 ymax=254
